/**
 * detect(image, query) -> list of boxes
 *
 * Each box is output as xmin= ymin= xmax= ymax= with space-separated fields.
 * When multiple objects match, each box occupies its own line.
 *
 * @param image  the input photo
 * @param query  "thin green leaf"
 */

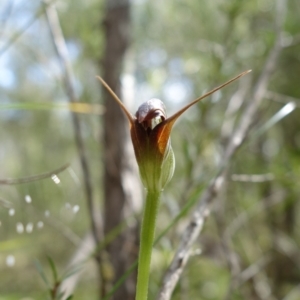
xmin=65 ymin=295 xmax=73 ymax=300
xmin=34 ymin=259 xmax=50 ymax=288
xmin=61 ymin=264 xmax=83 ymax=281
xmin=155 ymin=185 xmax=203 ymax=242
xmin=57 ymin=290 xmax=66 ymax=299
xmin=102 ymin=261 xmax=138 ymax=300
xmin=47 ymin=256 xmax=58 ymax=283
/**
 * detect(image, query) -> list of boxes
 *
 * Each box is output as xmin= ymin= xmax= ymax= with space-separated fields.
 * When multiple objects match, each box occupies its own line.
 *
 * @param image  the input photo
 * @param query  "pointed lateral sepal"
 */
xmin=96 ymin=76 xmax=135 ymax=125
xmin=168 ymin=70 xmax=252 ymax=124
xmin=97 ymin=70 xmax=251 ymax=192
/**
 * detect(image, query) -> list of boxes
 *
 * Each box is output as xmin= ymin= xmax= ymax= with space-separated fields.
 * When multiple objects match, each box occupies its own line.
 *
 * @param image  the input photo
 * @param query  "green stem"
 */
xmin=136 ymin=190 xmax=161 ymax=300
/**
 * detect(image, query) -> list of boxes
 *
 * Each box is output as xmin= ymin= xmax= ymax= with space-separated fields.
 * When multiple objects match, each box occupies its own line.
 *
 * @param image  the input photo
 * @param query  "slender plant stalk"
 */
xmin=136 ymin=190 xmax=161 ymax=300
xmin=97 ymin=70 xmax=251 ymax=300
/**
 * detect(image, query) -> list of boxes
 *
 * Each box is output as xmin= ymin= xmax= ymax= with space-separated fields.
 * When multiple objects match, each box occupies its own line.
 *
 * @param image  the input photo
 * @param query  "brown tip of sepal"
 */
xmin=96 ymin=76 xmax=135 ymax=125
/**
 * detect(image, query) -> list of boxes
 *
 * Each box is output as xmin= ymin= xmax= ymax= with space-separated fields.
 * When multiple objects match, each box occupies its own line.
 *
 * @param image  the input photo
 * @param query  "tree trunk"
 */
xmin=101 ymin=1 xmax=142 ymax=299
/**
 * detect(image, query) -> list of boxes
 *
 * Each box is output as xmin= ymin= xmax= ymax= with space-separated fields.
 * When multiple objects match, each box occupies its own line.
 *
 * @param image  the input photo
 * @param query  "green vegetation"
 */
xmin=0 ymin=0 xmax=300 ymax=299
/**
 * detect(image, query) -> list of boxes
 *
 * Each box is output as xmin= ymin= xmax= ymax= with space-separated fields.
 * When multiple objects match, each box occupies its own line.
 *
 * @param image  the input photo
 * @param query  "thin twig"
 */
xmin=0 ymin=163 xmax=69 ymax=185
xmin=39 ymin=209 xmax=82 ymax=246
xmin=0 ymin=0 xmax=15 ymax=39
xmin=286 ymin=33 xmax=300 ymax=47
xmin=0 ymin=0 xmax=57 ymax=57
xmin=0 ymin=197 xmax=14 ymax=208
xmin=220 ymin=76 xmax=251 ymax=141
xmin=233 ymin=255 xmax=272 ymax=288
xmin=282 ymin=284 xmax=300 ymax=300
xmin=157 ymin=1 xmax=286 ymax=298
xmin=224 ymin=191 xmax=285 ymax=240
xmin=265 ymin=91 xmax=300 ymax=107
xmin=44 ymin=1 xmax=101 ymax=249
xmin=231 ymin=173 xmax=275 ymax=182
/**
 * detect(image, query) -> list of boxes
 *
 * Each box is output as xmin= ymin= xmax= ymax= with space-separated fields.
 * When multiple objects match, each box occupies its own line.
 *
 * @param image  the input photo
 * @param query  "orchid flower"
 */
xmin=97 ymin=70 xmax=250 ymax=192
xmin=97 ymin=69 xmax=251 ymax=300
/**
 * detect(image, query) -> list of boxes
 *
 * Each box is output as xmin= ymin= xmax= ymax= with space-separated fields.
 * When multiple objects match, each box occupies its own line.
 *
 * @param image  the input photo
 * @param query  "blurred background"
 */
xmin=0 ymin=0 xmax=300 ymax=299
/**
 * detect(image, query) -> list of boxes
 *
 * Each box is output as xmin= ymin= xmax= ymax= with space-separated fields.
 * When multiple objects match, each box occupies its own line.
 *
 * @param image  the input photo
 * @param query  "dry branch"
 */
xmin=44 ymin=0 xmax=101 ymax=250
xmin=157 ymin=1 xmax=286 ymax=298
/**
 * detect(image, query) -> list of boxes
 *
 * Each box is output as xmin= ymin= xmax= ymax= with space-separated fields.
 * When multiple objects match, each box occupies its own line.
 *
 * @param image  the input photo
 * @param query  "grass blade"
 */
xmin=47 ymin=256 xmax=58 ymax=283
xmin=34 ymin=259 xmax=50 ymax=288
